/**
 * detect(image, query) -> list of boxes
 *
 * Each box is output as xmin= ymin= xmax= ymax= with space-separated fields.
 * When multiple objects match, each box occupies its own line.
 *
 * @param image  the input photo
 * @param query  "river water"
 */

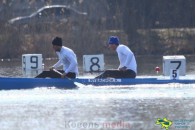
xmin=0 ymin=55 xmax=195 ymax=130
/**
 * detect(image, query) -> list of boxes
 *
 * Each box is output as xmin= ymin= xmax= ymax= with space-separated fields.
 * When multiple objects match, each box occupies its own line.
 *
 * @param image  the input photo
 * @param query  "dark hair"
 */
xmin=52 ymin=37 xmax=62 ymax=46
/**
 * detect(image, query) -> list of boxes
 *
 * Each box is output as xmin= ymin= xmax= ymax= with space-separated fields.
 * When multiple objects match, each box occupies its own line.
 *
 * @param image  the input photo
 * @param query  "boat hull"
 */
xmin=0 ymin=77 xmax=77 ymax=90
xmin=0 ymin=77 xmax=195 ymax=90
xmin=76 ymin=78 xmax=195 ymax=86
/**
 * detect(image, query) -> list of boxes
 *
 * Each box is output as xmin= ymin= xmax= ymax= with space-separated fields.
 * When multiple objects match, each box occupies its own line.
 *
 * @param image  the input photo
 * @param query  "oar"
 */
xmin=51 ymin=69 xmax=64 ymax=77
xmin=51 ymin=69 xmax=85 ymax=87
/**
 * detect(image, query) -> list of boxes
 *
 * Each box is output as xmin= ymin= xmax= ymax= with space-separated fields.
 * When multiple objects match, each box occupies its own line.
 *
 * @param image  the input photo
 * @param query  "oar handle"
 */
xmin=51 ymin=69 xmax=63 ymax=76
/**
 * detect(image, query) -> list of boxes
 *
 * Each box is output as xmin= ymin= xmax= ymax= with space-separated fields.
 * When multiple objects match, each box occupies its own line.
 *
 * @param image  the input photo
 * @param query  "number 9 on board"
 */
xmin=22 ymin=54 xmax=43 ymax=77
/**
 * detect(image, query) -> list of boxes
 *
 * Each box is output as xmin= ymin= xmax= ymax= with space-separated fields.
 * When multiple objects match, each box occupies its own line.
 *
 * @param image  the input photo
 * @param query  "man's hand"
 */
xmin=119 ymin=66 xmax=127 ymax=71
xmin=61 ymin=73 xmax=67 ymax=78
xmin=49 ymin=66 xmax=54 ymax=71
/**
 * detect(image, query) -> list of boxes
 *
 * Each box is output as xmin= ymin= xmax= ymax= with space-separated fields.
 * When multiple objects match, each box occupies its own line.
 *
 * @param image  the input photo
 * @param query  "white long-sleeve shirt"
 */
xmin=116 ymin=44 xmax=137 ymax=73
xmin=53 ymin=46 xmax=79 ymax=75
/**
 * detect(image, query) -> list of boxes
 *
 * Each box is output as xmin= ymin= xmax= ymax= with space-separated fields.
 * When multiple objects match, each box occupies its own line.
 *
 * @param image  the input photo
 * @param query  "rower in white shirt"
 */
xmin=95 ymin=36 xmax=137 ymax=78
xmin=36 ymin=36 xmax=78 ymax=79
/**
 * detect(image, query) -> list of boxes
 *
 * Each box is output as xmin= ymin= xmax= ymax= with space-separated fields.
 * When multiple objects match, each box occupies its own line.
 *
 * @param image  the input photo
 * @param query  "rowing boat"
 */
xmin=0 ymin=77 xmax=194 ymax=90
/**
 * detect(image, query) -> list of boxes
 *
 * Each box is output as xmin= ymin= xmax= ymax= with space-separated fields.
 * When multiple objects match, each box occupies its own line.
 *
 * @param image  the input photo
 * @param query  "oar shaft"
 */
xmin=51 ymin=69 xmax=86 ymax=87
xmin=52 ymin=69 xmax=63 ymax=76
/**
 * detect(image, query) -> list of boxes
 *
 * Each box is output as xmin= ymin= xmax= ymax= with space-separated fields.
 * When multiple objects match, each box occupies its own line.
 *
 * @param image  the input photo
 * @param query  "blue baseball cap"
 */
xmin=108 ymin=36 xmax=119 ymax=45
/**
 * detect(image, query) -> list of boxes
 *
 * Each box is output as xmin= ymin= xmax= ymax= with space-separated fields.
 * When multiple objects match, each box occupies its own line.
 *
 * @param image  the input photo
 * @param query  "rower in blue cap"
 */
xmin=95 ymin=36 xmax=137 ymax=78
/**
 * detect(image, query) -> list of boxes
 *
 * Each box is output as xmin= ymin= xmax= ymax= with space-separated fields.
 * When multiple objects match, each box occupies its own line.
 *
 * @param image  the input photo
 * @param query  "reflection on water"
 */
xmin=0 ymin=85 xmax=194 ymax=130
xmin=0 ymin=55 xmax=195 ymax=130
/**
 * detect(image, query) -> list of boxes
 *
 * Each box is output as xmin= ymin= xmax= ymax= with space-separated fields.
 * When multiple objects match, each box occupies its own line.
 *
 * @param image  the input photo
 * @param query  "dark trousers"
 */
xmin=35 ymin=70 xmax=76 ymax=79
xmin=95 ymin=69 xmax=136 ymax=78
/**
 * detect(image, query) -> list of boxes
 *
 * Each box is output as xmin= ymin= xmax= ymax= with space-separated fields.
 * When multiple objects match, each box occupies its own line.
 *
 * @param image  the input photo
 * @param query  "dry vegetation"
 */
xmin=0 ymin=0 xmax=194 ymax=59
xmin=0 ymin=23 xmax=194 ymax=59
